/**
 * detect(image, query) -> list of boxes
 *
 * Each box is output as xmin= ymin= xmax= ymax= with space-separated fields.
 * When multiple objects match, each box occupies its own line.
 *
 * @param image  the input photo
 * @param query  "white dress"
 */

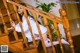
xmin=15 ymin=16 xmax=47 ymax=42
xmin=14 ymin=16 xmax=69 ymax=47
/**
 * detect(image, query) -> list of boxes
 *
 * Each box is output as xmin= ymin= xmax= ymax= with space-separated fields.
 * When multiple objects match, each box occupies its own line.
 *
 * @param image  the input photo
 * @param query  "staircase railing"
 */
xmin=0 ymin=0 xmax=75 ymax=53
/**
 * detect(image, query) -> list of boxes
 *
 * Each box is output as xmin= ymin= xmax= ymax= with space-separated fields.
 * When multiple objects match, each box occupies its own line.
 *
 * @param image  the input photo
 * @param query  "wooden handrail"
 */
xmin=24 ymin=2 xmax=61 ymax=19
xmin=7 ymin=0 xmax=63 ymax=24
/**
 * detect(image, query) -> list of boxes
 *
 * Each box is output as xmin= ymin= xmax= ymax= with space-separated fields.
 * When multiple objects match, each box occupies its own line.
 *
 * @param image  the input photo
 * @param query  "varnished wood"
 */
xmin=0 ymin=30 xmax=2 ymax=36
xmin=24 ymin=2 xmax=62 ymax=23
xmin=0 ymin=9 xmax=8 ymax=34
xmin=1 ymin=11 xmax=16 ymax=17
xmin=43 ymin=17 xmax=56 ymax=53
xmin=12 ymin=4 xmax=29 ymax=48
xmin=53 ymin=22 xmax=64 ymax=53
xmin=23 ymin=8 xmax=37 ymax=48
xmin=59 ymin=9 xmax=74 ymax=53
xmin=3 ymin=0 xmax=19 ymax=41
xmin=0 ymin=0 xmax=74 ymax=53
xmin=0 ymin=38 xmax=25 ymax=53
xmin=32 ymin=12 xmax=47 ymax=53
xmin=7 ymin=0 xmax=63 ymax=24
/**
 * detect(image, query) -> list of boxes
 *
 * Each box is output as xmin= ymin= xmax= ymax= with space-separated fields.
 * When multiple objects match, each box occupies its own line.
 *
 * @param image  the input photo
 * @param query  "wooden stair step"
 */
xmin=9 ymin=39 xmax=23 ymax=44
xmin=24 ymin=40 xmax=41 ymax=53
xmin=28 ymin=40 xmax=40 ymax=47
xmin=0 ymin=38 xmax=25 ymax=53
xmin=0 ymin=33 xmax=8 ymax=37
xmin=11 ymin=41 xmax=24 ymax=50
xmin=24 ymin=46 xmax=36 ymax=50
xmin=0 ymin=35 xmax=9 ymax=43
xmin=25 ymin=47 xmax=38 ymax=53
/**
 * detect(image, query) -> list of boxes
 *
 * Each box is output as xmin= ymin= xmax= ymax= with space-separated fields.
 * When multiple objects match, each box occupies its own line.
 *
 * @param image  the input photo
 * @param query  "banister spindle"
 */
xmin=43 ymin=17 xmax=56 ymax=53
xmin=13 ymin=5 xmax=29 ymax=48
xmin=0 ymin=9 xmax=8 ymax=35
xmin=32 ymin=12 xmax=47 ymax=53
xmin=59 ymin=9 xmax=67 ymax=39
xmin=0 ymin=29 xmax=1 ymax=36
xmin=60 ymin=9 xmax=74 ymax=53
xmin=3 ymin=0 xmax=19 ymax=41
xmin=54 ymin=22 xmax=64 ymax=53
xmin=23 ymin=8 xmax=37 ymax=48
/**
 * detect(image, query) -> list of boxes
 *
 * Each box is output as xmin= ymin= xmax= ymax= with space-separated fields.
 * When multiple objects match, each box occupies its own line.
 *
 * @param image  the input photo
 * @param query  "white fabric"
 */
xmin=14 ymin=16 xmax=69 ymax=47
xmin=15 ymin=16 xmax=47 ymax=42
xmin=44 ymin=39 xmax=69 ymax=47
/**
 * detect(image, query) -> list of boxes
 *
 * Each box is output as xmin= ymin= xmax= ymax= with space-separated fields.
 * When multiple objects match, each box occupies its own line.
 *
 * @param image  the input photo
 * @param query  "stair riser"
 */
xmin=0 ymin=35 xmax=9 ymax=43
xmin=26 ymin=48 xmax=38 ymax=53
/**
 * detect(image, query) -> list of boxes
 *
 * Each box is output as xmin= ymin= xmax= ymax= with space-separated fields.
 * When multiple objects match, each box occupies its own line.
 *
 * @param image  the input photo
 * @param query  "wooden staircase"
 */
xmin=0 ymin=34 xmax=40 ymax=53
xmin=0 ymin=0 xmax=39 ymax=53
xmin=0 ymin=0 xmax=75 ymax=53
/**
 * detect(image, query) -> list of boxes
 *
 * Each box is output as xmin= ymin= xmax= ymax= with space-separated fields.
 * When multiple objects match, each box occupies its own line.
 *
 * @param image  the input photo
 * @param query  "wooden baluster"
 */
xmin=54 ymin=22 xmax=64 ymax=53
xmin=3 ymin=0 xmax=18 ymax=41
xmin=59 ymin=9 xmax=67 ymax=39
xmin=32 ymin=12 xmax=47 ymax=53
xmin=60 ymin=10 xmax=74 ymax=53
xmin=0 ymin=9 xmax=8 ymax=35
xmin=43 ymin=17 xmax=56 ymax=53
xmin=13 ymin=5 xmax=29 ymax=48
xmin=0 ymin=12 xmax=2 ymax=36
xmin=0 ymin=29 xmax=1 ymax=36
xmin=23 ymin=8 xmax=37 ymax=48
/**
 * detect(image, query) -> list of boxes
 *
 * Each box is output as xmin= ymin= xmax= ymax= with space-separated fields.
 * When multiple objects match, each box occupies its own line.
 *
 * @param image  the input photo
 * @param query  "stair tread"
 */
xmin=24 ymin=40 xmax=40 ymax=50
xmin=9 ymin=39 xmax=23 ymax=44
xmin=28 ymin=40 xmax=40 ymax=47
xmin=0 ymin=38 xmax=25 ymax=53
xmin=24 ymin=46 xmax=36 ymax=50
xmin=25 ymin=47 xmax=38 ymax=53
xmin=0 ymin=33 xmax=8 ymax=37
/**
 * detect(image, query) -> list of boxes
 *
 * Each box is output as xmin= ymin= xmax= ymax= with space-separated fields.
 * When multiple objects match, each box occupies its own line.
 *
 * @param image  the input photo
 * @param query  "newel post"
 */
xmin=59 ymin=9 xmax=75 ymax=53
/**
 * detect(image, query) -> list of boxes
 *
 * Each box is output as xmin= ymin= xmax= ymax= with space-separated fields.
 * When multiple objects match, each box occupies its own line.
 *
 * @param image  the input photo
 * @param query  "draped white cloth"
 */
xmin=45 ymin=39 xmax=69 ymax=47
xmin=15 ymin=16 xmax=47 ymax=42
xmin=14 ymin=16 xmax=69 ymax=47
